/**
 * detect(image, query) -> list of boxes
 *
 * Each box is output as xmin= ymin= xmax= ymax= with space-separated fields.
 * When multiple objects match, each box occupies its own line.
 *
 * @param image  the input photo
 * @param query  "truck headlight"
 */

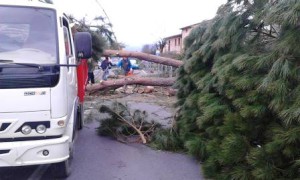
xmin=36 ymin=124 xmax=47 ymax=134
xmin=21 ymin=125 xmax=32 ymax=135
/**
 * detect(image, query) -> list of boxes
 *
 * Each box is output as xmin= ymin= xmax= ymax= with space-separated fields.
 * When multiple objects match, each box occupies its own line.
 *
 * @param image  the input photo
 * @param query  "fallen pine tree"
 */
xmin=103 ymin=49 xmax=183 ymax=67
xmin=85 ymin=49 xmax=181 ymax=93
xmin=86 ymin=77 xmax=176 ymax=93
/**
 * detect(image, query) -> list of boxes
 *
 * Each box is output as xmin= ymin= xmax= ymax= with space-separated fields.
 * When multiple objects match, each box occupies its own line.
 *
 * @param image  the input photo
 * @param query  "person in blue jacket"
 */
xmin=118 ymin=57 xmax=132 ymax=76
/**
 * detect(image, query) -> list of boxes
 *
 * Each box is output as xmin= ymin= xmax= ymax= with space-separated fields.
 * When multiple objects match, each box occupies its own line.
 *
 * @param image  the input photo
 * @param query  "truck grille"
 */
xmin=0 ymin=123 xmax=11 ymax=132
xmin=0 ymin=75 xmax=59 ymax=89
xmin=0 ymin=150 xmax=10 ymax=154
xmin=0 ymin=66 xmax=60 ymax=89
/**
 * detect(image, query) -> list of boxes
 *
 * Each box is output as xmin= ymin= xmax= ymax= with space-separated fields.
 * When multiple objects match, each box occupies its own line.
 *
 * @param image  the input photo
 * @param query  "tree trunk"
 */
xmin=87 ymin=50 xmax=181 ymax=93
xmin=86 ymin=77 xmax=176 ymax=92
xmin=103 ymin=50 xmax=183 ymax=67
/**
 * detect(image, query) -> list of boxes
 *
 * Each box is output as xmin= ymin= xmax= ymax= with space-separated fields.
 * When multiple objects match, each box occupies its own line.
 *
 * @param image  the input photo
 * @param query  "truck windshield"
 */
xmin=0 ymin=6 xmax=58 ymax=64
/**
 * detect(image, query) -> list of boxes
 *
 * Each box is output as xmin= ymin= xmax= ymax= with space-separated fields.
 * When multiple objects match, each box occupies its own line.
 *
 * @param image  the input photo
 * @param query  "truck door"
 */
xmin=63 ymin=18 xmax=77 ymax=120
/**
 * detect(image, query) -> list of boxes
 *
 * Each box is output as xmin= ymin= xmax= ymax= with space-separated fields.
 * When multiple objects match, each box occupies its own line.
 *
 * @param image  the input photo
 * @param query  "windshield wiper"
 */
xmin=0 ymin=59 xmax=14 ymax=63
xmin=0 ymin=61 xmax=45 ymax=71
xmin=0 ymin=60 xmax=78 ymax=69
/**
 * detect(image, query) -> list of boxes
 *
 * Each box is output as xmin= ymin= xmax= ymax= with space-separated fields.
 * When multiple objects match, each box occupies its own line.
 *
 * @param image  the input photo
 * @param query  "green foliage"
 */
xmin=149 ymin=129 xmax=184 ymax=151
xmin=184 ymin=136 xmax=208 ymax=161
xmin=173 ymin=0 xmax=300 ymax=179
xmin=68 ymin=15 xmax=120 ymax=59
xmin=97 ymin=102 xmax=161 ymax=142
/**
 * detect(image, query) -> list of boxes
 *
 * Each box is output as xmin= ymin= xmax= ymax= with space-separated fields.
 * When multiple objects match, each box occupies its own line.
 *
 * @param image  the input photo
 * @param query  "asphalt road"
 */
xmin=0 ymin=120 xmax=204 ymax=180
xmin=53 ymin=120 xmax=203 ymax=180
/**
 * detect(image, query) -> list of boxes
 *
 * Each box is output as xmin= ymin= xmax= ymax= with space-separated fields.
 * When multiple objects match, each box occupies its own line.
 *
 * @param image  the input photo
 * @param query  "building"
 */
xmin=163 ymin=23 xmax=200 ymax=54
xmin=163 ymin=34 xmax=182 ymax=54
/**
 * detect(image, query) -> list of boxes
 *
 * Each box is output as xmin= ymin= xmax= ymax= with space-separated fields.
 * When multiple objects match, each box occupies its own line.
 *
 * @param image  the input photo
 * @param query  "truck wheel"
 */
xmin=52 ymin=125 xmax=75 ymax=178
xmin=52 ymin=145 xmax=73 ymax=178
xmin=77 ymin=103 xmax=84 ymax=130
xmin=52 ymin=103 xmax=80 ymax=178
xmin=52 ymin=158 xmax=71 ymax=178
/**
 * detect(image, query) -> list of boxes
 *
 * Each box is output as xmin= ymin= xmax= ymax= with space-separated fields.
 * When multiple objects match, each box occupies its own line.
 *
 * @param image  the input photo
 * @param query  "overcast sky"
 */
xmin=55 ymin=0 xmax=227 ymax=50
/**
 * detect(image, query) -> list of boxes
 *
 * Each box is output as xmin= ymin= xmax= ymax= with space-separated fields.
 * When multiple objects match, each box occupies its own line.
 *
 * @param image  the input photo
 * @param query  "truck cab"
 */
xmin=0 ymin=0 xmax=92 ymax=177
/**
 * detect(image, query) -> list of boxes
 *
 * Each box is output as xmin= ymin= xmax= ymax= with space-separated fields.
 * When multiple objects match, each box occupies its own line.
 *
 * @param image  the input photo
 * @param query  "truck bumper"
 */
xmin=0 ymin=135 xmax=70 ymax=167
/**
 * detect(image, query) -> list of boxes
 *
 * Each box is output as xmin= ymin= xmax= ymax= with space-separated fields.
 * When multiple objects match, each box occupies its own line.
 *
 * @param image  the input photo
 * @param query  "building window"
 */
xmin=178 ymin=38 xmax=181 ymax=45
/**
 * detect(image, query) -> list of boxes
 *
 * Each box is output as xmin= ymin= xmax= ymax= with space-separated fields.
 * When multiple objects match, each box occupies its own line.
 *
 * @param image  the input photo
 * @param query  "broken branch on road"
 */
xmin=97 ymin=102 xmax=162 ymax=144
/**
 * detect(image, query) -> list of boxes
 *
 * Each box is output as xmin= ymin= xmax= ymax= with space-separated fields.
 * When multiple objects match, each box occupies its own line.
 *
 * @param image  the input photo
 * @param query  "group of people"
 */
xmin=87 ymin=56 xmax=133 ymax=84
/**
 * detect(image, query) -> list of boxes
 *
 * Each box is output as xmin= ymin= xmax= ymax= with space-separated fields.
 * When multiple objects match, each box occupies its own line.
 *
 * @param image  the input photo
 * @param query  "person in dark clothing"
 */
xmin=87 ymin=58 xmax=95 ymax=84
xmin=100 ymin=56 xmax=114 ymax=81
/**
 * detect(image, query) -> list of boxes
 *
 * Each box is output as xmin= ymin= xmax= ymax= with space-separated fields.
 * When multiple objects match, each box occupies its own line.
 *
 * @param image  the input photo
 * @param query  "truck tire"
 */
xmin=77 ymin=103 xmax=84 ymax=130
xmin=52 ymin=120 xmax=75 ymax=178
xmin=51 ymin=140 xmax=74 ymax=178
xmin=52 ymin=102 xmax=81 ymax=178
xmin=51 ymin=144 xmax=73 ymax=178
xmin=51 ymin=157 xmax=71 ymax=178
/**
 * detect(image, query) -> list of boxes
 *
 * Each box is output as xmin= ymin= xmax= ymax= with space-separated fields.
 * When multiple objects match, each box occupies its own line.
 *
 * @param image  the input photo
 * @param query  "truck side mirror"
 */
xmin=74 ymin=32 xmax=92 ymax=59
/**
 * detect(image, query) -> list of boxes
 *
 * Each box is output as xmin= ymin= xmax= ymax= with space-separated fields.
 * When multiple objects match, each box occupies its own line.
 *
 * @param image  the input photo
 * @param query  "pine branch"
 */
xmin=98 ymin=103 xmax=162 ymax=144
xmin=110 ymin=110 xmax=147 ymax=143
xmin=251 ymin=29 xmax=277 ymax=39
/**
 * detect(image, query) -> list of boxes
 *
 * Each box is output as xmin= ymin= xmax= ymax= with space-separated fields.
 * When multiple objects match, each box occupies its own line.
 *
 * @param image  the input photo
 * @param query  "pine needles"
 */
xmin=97 ymin=102 xmax=161 ymax=144
xmin=173 ymin=0 xmax=300 ymax=179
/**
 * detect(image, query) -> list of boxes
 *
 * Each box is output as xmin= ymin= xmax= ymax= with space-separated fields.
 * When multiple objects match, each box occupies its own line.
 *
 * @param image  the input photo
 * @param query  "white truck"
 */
xmin=0 ymin=0 xmax=92 ymax=177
